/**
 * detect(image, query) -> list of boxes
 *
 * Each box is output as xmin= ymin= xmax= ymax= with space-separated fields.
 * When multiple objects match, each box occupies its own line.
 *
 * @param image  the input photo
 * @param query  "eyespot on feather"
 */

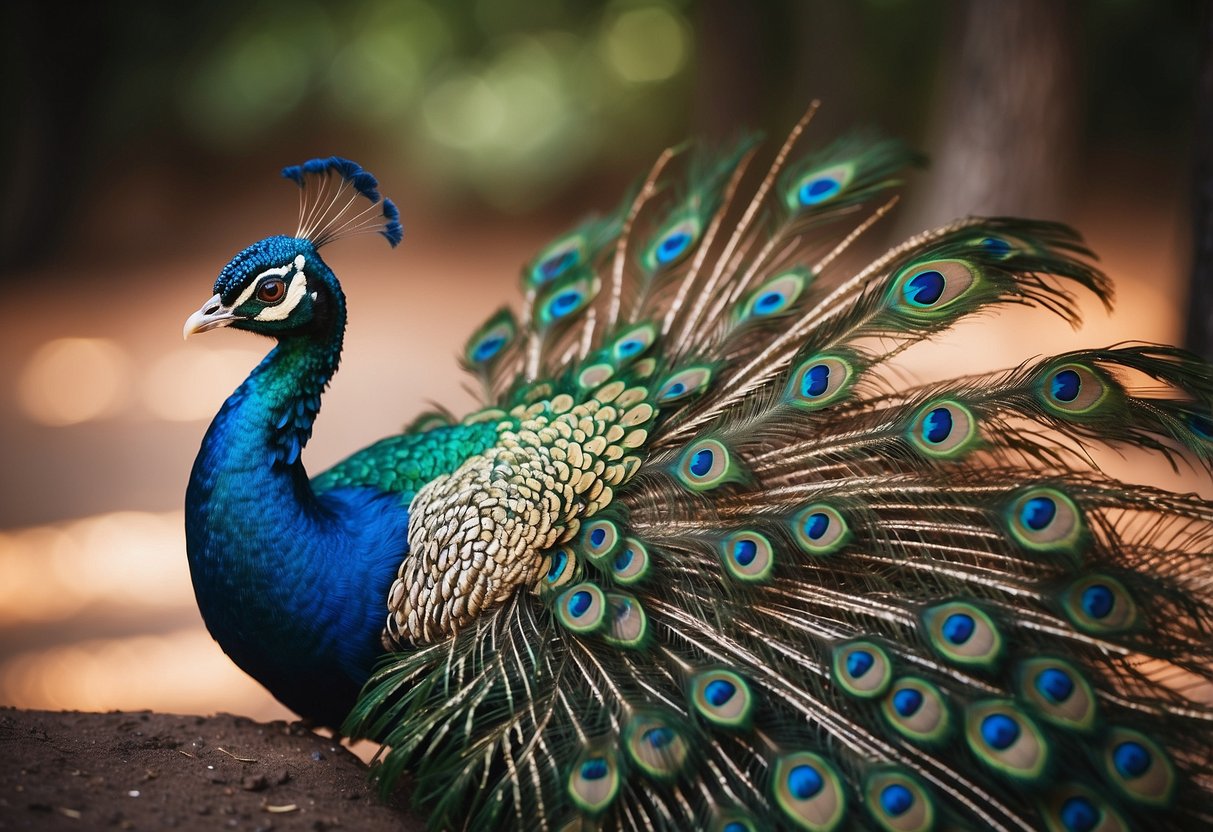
xmin=739 ymin=270 xmax=810 ymax=320
xmin=556 ymin=582 xmax=607 ymax=633
xmin=921 ymin=601 xmax=1003 ymax=668
xmin=538 ymin=272 xmax=599 ymax=326
xmin=771 ymin=751 xmax=848 ymax=832
xmin=1038 ymin=363 xmax=1111 ymax=416
xmin=611 ymin=537 xmax=651 ymax=585
xmin=1040 ymin=785 xmax=1129 ymax=832
xmin=567 ymin=747 xmax=620 ymax=814
xmin=464 ymin=309 xmax=517 ymax=367
xmin=863 ymin=770 xmax=935 ymax=832
xmin=610 ymin=323 xmax=658 ymax=364
xmin=719 ymin=530 xmax=774 ymax=582
xmin=1061 ymin=575 xmax=1139 ymax=634
xmin=881 ymin=677 xmax=951 ymax=744
xmin=581 ymin=519 xmax=622 ymax=563
xmin=625 ymin=714 xmax=688 ymax=778
xmin=689 ymin=668 xmax=753 ymax=728
xmin=539 ymin=546 xmax=579 ymax=592
xmin=529 ymin=234 xmax=585 ymax=288
xmin=1016 ymin=657 xmax=1098 ymax=732
xmin=791 ymin=503 xmax=850 ymax=555
xmin=644 ymin=217 xmax=701 ymax=271
xmin=832 ymin=641 xmax=892 ymax=698
xmin=676 ymin=438 xmax=740 ymax=491
xmin=889 ymin=259 xmax=981 ymax=318
xmin=657 ymin=366 xmax=714 ymax=403
xmin=964 ymin=700 xmax=1049 ymax=780
xmin=786 ymin=355 xmax=855 ymax=411
xmin=1102 ymin=728 xmax=1175 ymax=806
xmin=603 ymin=592 xmax=648 ymax=648
xmin=1006 ymin=487 xmax=1084 ymax=554
xmin=786 ymin=163 xmax=855 ymax=211
xmin=907 ymin=400 xmax=978 ymax=459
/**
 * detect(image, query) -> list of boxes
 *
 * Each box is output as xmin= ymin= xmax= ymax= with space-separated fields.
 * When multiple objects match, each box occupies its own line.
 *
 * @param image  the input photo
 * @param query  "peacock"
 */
xmin=184 ymin=107 xmax=1213 ymax=832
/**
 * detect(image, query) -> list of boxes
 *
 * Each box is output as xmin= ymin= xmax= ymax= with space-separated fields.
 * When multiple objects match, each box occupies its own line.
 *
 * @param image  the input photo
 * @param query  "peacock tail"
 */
xmin=187 ymin=106 xmax=1213 ymax=832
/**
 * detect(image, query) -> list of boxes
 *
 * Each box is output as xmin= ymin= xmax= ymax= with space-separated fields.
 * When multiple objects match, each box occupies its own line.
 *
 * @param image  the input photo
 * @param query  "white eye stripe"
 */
xmin=254 ymin=270 xmax=308 ymax=321
xmin=232 ymin=263 xmax=293 ymax=309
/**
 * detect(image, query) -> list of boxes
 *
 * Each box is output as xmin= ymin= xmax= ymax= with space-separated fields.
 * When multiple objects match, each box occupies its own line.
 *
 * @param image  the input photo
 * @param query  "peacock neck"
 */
xmin=185 ymin=305 xmax=410 ymax=726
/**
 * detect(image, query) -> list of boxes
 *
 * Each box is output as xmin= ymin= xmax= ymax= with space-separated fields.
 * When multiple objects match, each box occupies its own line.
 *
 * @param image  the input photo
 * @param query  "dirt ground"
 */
xmin=0 ymin=709 xmax=425 ymax=831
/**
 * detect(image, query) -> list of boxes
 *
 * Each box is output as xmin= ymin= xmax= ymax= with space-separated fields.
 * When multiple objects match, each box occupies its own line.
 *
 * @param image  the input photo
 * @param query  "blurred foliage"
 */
xmin=0 ymin=0 xmax=1205 ymax=268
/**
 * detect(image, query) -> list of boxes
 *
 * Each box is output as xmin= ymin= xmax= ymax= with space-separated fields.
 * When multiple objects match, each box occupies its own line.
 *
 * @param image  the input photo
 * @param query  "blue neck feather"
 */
xmin=185 ymin=304 xmax=409 ymax=727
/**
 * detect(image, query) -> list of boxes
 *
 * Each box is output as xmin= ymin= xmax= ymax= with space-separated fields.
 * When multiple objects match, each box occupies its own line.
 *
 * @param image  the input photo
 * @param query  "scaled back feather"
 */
xmin=184 ymin=106 xmax=1213 ymax=832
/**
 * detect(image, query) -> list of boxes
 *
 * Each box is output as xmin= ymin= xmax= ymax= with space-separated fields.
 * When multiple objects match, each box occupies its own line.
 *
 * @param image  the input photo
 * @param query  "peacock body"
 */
xmin=184 ymin=110 xmax=1213 ymax=831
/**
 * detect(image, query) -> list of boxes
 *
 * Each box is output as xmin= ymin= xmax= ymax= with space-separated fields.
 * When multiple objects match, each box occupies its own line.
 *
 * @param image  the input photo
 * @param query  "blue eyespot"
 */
xmin=1051 ymin=369 xmax=1081 ymax=402
xmin=980 ymin=714 xmax=1020 ymax=750
xmin=472 ymin=336 xmax=506 ymax=362
xmin=580 ymin=758 xmax=608 ymax=780
xmin=787 ymin=764 xmax=824 ymax=799
xmin=942 ymin=613 xmax=975 ymax=644
xmin=657 ymin=231 xmax=693 ymax=264
xmin=617 ymin=339 xmax=643 ymax=356
xmin=923 ymin=406 xmax=953 ymax=443
xmin=846 ymin=649 xmax=874 ymax=678
xmin=801 ymin=364 xmax=830 ymax=398
xmin=664 ymin=381 xmax=686 ymax=397
xmin=547 ymin=549 xmax=568 ymax=582
xmin=550 ymin=290 xmax=582 ymax=318
xmin=644 ymin=726 xmax=674 ymax=749
xmin=880 ymin=783 xmax=913 ymax=817
xmin=704 ymin=679 xmax=736 ymax=706
xmin=1113 ymin=741 xmax=1151 ymax=778
xmin=732 ymin=538 xmax=757 ymax=566
xmin=798 ymin=176 xmax=842 ymax=206
xmin=981 ymin=236 xmax=1012 ymax=256
xmin=1081 ymin=585 xmax=1114 ymax=619
xmin=568 ymin=590 xmax=593 ymax=617
xmin=1059 ymin=796 xmax=1098 ymax=832
xmin=893 ymin=688 xmax=924 ymax=717
xmin=689 ymin=449 xmax=714 ymax=477
xmin=803 ymin=511 xmax=830 ymax=541
xmin=905 ymin=270 xmax=946 ymax=306
xmin=590 ymin=527 xmax=606 ymax=547
xmin=1020 ymin=496 xmax=1057 ymax=532
xmin=613 ymin=548 xmax=633 ymax=571
xmin=754 ymin=291 xmax=784 ymax=314
xmin=538 ymin=249 xmax=578 ymax=283
xmin=1034 ymin=668 xmax=1074 ymax=703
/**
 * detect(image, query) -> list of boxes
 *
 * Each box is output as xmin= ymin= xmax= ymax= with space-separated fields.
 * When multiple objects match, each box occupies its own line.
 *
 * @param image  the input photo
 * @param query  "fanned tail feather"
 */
xmin=348 ymin=109 xmax=1213 ymax=831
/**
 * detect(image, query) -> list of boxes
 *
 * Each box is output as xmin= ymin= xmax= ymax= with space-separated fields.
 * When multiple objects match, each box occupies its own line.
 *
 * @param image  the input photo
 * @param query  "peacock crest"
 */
xmin=185 ymin=105 xmax=1213 ymax=832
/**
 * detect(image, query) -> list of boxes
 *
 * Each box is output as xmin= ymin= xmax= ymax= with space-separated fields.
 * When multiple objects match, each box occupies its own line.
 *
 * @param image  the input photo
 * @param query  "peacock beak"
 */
xmin=183 ymin=294 xmax=238 ymax=339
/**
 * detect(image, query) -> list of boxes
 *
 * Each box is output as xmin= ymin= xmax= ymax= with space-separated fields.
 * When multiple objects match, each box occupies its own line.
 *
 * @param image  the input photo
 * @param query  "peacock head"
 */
xmin=184 ymin=156 xmax=401 ymax=341
xmin=184 ymin=236 xmax=339 ymax=339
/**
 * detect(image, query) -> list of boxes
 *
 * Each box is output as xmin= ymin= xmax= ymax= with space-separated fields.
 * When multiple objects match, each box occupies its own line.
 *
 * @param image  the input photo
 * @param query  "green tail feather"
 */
xmin=342 ymin=114 xmax=1213 ymax=832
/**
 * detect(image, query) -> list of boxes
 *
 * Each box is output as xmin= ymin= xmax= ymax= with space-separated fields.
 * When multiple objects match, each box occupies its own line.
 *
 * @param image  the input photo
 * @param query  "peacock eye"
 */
xmin=256 ymin=277 xmax=286 ymax=303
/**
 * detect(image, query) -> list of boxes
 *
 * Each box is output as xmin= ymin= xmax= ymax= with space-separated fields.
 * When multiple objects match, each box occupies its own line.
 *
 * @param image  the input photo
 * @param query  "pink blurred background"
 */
xmin=0 ymin=1 xmax=1207 ymax=727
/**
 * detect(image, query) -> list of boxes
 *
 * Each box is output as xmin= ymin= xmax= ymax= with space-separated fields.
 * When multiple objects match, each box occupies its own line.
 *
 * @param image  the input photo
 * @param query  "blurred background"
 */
xmin=0 ymin=0 xmax=1207 ymax=725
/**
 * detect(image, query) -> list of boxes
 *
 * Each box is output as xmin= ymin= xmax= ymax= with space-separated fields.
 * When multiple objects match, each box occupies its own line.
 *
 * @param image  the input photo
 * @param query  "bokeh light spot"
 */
xmin=423 ymin=73 xmax=506 ymax=150
xmin=181 ymin=5 xmax=332 ymax=147
xmin=602 ymin=4 xmax=690 ymax=83
xmin=325 ymin=0 xmax=453 ymax=120
xmin=18 ymin=337 xmax=130 ymax=426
